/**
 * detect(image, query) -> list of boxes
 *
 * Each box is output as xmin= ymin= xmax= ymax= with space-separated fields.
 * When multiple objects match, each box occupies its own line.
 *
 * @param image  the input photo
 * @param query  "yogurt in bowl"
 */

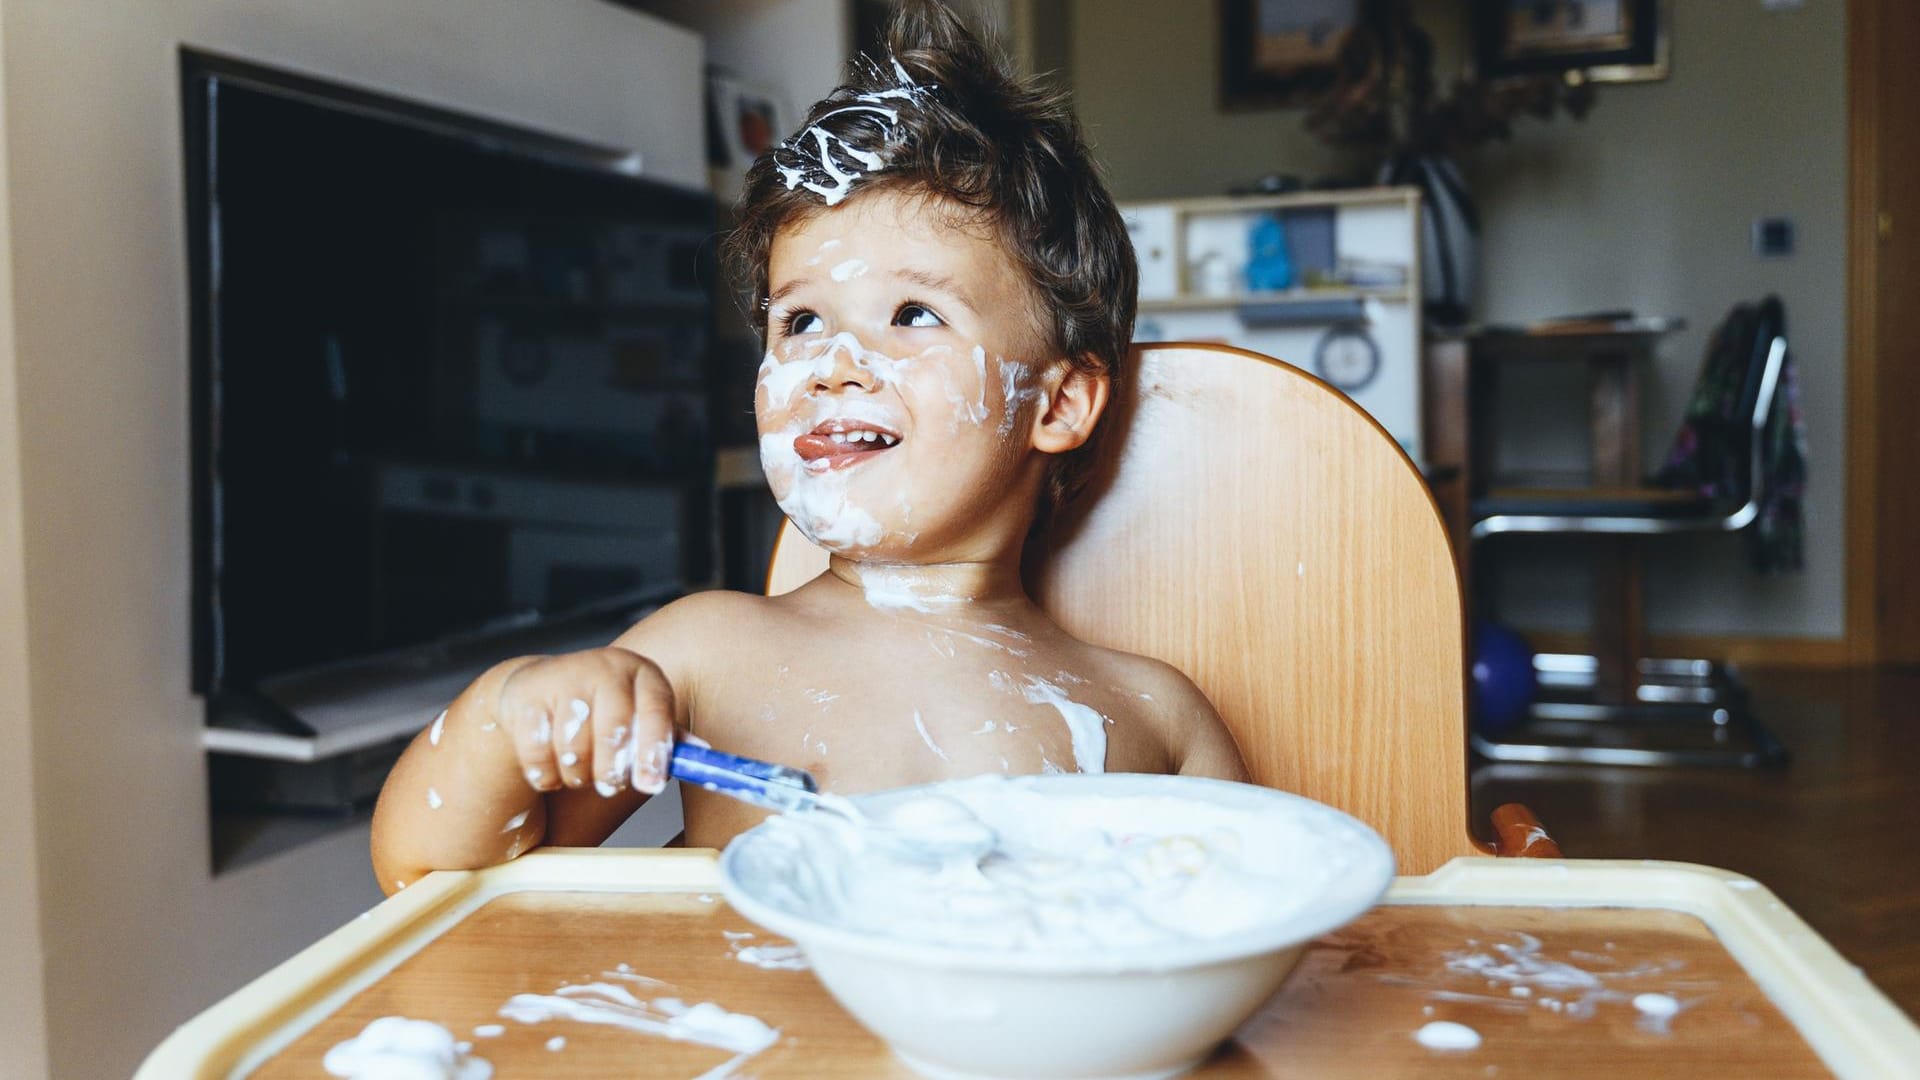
xmin=719 ymin=773 xmax=1396 ymax=1080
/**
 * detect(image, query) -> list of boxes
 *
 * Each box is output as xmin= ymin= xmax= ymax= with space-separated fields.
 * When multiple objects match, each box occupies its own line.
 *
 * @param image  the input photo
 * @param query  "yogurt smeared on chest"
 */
xmin=730 ymin=777 xmax=1342 ymax=953
xmin=1018 ymin=675 xmax=1109 ymax=773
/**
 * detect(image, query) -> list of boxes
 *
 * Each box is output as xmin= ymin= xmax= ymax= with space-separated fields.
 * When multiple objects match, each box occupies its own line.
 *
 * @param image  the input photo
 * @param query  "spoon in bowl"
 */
xmin=669 ymin=742 xmax=998 ymax=866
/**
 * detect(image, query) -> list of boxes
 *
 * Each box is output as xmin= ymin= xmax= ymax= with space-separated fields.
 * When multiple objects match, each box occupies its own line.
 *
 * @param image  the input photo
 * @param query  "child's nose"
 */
xmin=811 ymin=332 xmax=879 ymax=394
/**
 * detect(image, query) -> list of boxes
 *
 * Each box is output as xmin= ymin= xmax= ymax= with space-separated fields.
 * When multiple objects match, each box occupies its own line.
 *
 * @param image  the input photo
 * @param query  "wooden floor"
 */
xmin=1473 ymin=665 xmax=1920 ymax=1020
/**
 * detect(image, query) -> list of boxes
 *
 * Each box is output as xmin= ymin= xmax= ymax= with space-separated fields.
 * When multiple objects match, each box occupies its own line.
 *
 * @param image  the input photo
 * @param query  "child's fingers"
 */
xmin=629 ymin=658 xmax=677 ymax=795
xmin=504 ymin=694 xmax=561 ymax=792
xmin=552 ymin=695 xmax=593 ymax=789
xmin=591 ymin=683 xmax=635 ymax=798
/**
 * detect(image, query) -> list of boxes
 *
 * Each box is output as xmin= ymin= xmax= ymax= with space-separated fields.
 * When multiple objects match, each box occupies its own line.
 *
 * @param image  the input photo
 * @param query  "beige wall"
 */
xmin=634 ymin=0 xmax=1012 ymax=133
xmin=0 ymin=2 xmax=702 ymax=1076
xmin=1070 ymin=0 xmax=1364 ymax=200
xmin=638 ymin=0 xmax=852 ymax=128
xmin=1068 ymin=0 xmax=1847 ymax=639
xmin=0 ymin=7 xmax=49 ymax=1076
xmin=1466 ymin=0 xmax=1845 ymax=638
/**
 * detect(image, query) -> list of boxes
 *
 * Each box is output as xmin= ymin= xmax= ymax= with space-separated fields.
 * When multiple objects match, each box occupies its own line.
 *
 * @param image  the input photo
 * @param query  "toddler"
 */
xmin=370 ymin=0 xmax=1246 ymax=893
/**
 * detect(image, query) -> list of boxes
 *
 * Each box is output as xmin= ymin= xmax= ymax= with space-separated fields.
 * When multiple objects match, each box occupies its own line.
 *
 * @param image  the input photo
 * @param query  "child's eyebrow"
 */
xmin=770 ymin=268 xmax=978 ymax=317
xmin=890 ymin=268 xmax=976 ymax=314
xmin=768 ymin=277 xmax=812 ymax=306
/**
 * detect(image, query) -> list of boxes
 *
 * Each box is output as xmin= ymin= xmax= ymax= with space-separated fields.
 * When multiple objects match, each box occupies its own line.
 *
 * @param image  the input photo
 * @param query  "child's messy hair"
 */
xmin=723 ymin=0 xmax=1137 ymax=514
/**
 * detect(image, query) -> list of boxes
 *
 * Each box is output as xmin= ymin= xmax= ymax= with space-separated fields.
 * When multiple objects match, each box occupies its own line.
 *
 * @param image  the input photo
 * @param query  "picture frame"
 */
xmin=706 ymin=68 xmax=787 ymax=172
xmin=1470 ymin=0 xmax=1669 ymax=84
xmin=1219 ymin=0 xmax=1362 ymax=110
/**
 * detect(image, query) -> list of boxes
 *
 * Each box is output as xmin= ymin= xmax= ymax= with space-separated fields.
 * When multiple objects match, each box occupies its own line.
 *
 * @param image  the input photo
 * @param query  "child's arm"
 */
xmin=369 ymin=597 xmax=717 ymax=895
xmin=1132 ymin=658 xmax=1251 ymax=783
xmin=1174 ymin=707 xmax=1251 ymax=782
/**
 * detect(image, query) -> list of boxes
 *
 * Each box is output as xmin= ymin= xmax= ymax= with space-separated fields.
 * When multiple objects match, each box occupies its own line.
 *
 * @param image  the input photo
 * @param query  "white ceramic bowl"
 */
xmin=718 ymin=773 xmax=1396 ymax=1080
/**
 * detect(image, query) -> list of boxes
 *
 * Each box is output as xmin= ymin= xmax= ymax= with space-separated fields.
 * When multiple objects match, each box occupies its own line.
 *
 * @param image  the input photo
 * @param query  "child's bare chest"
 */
xmin=681 ymin=612 xmax=1171 ymax=847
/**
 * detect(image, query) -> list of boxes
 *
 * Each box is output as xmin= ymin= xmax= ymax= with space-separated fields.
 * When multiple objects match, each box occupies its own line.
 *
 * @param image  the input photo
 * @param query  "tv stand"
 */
xmin=205 ymin=599 xmax=674 ymax=871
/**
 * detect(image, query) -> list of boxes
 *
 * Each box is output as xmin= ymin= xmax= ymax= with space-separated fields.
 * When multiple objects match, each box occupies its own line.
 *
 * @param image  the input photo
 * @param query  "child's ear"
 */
xmin=1030 ymin=359 xmax=1110 ymax=454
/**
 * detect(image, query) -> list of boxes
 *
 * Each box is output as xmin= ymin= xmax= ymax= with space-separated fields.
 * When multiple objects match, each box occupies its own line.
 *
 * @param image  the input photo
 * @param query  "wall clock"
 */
xmin=1314 ymin=325 xmax=1380 ymax=392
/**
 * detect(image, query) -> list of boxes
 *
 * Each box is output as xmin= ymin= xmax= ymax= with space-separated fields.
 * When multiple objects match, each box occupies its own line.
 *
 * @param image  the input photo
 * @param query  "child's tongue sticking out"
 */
xmin=793 ymin=421 xmax=902 ymax=470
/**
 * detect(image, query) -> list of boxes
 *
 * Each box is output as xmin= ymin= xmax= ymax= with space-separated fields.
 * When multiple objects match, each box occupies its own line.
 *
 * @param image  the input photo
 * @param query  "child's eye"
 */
xmin=780 ymin=310 xmax=824 ymax=336
xmin=895 ymin=303 xmax=945 ymax=329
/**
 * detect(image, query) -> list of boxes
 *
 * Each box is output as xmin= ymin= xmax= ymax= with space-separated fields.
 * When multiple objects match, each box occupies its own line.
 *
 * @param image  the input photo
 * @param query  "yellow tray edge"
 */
xmin=136 ymin=852 xmax=1920 ymax=1079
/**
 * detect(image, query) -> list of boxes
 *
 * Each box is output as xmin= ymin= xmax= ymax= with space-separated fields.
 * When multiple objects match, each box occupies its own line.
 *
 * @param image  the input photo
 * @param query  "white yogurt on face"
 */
xmin=729 ymin=776 xmax=1355 ymax=954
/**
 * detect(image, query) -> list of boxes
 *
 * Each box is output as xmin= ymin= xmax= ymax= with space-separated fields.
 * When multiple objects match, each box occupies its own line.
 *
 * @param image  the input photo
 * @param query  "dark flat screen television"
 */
xmin=184 ymin=51 xmax=717 ymax=729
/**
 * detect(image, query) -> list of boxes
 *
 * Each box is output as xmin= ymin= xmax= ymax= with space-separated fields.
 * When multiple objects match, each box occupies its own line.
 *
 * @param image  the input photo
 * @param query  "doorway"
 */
xmin=1848 ymin=0 xmax=1920 ymax=665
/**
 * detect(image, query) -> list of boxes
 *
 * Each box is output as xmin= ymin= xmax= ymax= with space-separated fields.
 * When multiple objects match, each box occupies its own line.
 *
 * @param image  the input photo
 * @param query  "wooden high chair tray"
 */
xmin=138 ymin=852 xmax=1919 ymax=1079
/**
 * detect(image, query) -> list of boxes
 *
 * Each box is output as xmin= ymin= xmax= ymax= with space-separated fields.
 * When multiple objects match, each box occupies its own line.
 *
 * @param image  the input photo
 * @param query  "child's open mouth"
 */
xmin=794 ymin=420 xmax=902 ymax=470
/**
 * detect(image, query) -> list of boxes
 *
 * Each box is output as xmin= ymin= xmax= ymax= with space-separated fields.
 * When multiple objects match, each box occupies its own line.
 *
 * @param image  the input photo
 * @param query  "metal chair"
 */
xmin=1469 ymin=298 xmax=1792 ymax=768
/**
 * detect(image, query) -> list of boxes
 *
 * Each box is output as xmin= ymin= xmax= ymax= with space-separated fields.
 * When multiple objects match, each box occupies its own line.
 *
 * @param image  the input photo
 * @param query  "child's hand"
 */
xmin=494 ymin=647 xmax=677 ymax=797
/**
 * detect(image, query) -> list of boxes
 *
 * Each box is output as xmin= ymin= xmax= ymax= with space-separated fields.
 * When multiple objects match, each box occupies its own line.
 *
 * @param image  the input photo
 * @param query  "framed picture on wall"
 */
xmin=707 ymin=69 xmax=787 ymax=171
xmin=1219 ymin=0 xmax=1361 ymax=110
xmin=1471 ymin=0 xmax=1669 ymax=84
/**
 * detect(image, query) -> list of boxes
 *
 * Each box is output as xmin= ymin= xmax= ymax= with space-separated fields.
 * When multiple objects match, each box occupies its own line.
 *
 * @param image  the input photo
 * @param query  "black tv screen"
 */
xmin=184 ymin=52 xmax=717 ymax=703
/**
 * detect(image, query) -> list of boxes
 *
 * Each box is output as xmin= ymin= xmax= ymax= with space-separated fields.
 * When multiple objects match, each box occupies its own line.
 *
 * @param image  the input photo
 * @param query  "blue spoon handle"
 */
xmin=669 ymin=742 xmax=822 ymax=814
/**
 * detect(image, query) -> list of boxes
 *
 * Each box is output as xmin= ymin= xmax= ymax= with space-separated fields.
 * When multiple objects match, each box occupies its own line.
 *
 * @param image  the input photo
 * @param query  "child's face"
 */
xmin=755 ymin=189 xmax=1051 ymax=560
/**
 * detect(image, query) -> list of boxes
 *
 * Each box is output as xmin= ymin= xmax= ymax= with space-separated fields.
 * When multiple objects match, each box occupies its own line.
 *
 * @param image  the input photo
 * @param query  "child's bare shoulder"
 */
xmin=606 ymin=590 xmax=813 ymax=728
xmin=612 ymin=589 xmax=790 ymax=653
xmin=1079 ymin=642 xmax=1213 ymax=717
xmin=1071 ymin=639 xmax=1247 ymax=780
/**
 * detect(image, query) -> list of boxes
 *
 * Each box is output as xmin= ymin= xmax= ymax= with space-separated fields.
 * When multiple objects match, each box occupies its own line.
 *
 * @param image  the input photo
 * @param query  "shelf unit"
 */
xmin=1137 ymin=285 xmax=1413 ymax=313
xmin=1122 ymin=186 xmax=1425 ymax=461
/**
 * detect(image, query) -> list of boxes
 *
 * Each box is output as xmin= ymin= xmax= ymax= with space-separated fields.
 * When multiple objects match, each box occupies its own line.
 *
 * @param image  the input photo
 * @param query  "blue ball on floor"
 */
xmin=1472 ymin=622 xmax=1537 ymax=736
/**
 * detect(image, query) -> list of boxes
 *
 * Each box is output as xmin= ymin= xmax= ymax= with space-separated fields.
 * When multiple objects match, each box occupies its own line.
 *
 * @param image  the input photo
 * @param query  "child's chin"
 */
xmin=828 ymin=535 xmax=923 ymax=561
xmin=787 ymin=518 xmax=919 ymax=557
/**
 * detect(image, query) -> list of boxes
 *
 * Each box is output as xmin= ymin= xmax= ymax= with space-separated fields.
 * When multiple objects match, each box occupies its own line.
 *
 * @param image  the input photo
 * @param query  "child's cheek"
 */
xmin=757 ymin=428 xmax=801 ymax=503
xmin=900 ymin=345 xmax=990 ymax=436
xmin=756 ymin=345 xmax=817 ymax=414
xmin=996 ymin=358 xmax=1043 ymax=437
xmin=940 ymin=345 xmax=991 ymax=430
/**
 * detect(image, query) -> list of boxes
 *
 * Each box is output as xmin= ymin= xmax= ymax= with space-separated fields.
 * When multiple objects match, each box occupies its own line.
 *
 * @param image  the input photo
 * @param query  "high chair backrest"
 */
xmin=766 ymin=343 xmax=1478 ymax=873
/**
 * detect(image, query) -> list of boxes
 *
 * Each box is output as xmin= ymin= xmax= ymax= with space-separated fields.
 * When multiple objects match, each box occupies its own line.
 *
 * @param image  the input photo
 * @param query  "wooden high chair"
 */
xmin=151 ymin=343 xmax=1920 ymax=1078
xmin=766 ymin=342 xmax=1553 ymax=875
